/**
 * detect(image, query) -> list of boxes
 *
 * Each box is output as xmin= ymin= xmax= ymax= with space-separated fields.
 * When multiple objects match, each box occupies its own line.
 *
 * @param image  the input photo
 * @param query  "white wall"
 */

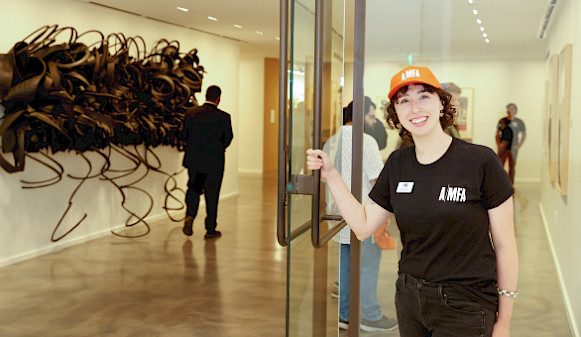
xmin=238 ymin=57 xmax=264 ymax=175
xmin=0 ymin=0 xmax=240 ymax=266
xmin=540 ymin=0 xmax=581 ymax=335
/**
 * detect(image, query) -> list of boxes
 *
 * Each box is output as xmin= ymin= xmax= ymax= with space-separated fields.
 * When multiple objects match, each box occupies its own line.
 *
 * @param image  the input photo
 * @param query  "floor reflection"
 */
xmin=0 ymin=178 xmax=572 ymax=336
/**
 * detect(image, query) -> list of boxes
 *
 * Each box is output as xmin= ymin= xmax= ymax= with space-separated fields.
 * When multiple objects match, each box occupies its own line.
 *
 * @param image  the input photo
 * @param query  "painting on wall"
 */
xmin=548 ymin=53 xmax=559 ymax=184
xmin=457 ymin=88 xmax=474 ymax=140
xmin=557 ymin=43 xmax=572 ymax=196
xmin=543 ymin=80 xmax=550 ymax=173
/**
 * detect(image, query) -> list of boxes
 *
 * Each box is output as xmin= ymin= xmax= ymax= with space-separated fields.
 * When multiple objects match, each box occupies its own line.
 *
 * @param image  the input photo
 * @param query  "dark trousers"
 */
xmin=185 ymin=168 xmax=224 ymax=233
xmin=498 ymin=149 xmax=515 ymax=184
xmin=395 ymin=274 xmax=496 ymax=337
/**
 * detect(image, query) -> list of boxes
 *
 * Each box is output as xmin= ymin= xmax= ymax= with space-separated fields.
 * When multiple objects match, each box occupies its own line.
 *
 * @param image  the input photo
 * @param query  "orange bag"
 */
xmin=374 ymin=221 xmax=396 ymax=250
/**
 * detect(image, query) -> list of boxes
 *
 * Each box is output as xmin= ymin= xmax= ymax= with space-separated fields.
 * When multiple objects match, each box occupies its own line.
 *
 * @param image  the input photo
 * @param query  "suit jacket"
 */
xmin=182 ymin=102 xmax=233 ymax=173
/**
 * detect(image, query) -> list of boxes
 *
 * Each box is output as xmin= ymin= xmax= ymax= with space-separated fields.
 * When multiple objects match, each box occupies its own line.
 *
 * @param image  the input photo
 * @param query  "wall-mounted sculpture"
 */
xmin=0 ymin=25 xmax=205 ymax=240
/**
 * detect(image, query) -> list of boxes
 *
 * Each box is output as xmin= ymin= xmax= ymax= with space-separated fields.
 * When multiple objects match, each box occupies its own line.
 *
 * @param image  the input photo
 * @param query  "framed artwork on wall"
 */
xmin=549 ymin=53 xmax=559 ymax=184
xmin=557 ymin=43 xmax=572 ymax=197
xmin=457 ymin=88 xmax=474 ymax=140
xmin=543 ymin=80 xmax=550 ymax=174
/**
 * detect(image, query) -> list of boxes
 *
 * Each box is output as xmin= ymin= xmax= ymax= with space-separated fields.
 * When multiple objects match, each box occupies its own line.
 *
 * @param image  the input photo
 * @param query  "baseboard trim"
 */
xmin=0 ymin=191 xmax=240 ymax=268
xmin=539 ymin=203 xmax=579 ymax=337
xmin=0 ymin=224 xmax=126 ymax=268
xmin=238 ymin=169 xmax=263 ymax=177
xmin=515 ymin=178 xmax=541 ymax=184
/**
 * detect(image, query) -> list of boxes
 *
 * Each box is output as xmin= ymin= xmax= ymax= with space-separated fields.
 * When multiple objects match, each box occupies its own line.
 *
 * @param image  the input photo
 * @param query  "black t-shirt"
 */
xmin=500 ymin=126 xmax=513 ymax=150
xmin=369 ymin=137 xmax=514 ymax=310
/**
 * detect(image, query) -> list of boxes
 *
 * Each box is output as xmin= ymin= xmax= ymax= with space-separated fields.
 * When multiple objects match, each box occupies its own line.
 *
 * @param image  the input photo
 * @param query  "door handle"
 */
xmin=277 ymin=0 xmax=346 ymax=248
xmin=310 ymin=0 xmax=347 ymax=249
xmin=276 ymin=0 xmax=312 ymax=246
xmin=289 ymin=172 xmax=345 ymax=248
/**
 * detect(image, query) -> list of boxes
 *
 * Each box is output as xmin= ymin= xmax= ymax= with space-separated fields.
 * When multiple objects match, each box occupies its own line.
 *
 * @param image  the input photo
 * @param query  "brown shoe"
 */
xmin=183 ymin=216 xmax=194 ymax=236
xmin=204 ymin=230 xmax=222 ymax=239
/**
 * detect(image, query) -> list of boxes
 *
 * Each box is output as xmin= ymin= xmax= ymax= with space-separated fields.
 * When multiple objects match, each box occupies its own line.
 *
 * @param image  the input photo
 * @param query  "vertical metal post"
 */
xmin=278 ymin=2 xmax=289 ymax=336
xmin=277 ymin=0 xmax=289 ymax=248
xmin=311 ymin=0 xmax=323 ymax=246
xmin=349 ymin=0 xmax=366 ymax=335
xmin=312 ymin=1 xmax=325 ymax=334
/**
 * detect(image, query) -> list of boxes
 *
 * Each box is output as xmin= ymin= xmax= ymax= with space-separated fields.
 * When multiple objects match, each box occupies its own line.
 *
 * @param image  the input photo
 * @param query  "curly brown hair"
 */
xmin=385 ymin=84 xmax=456 ymax=133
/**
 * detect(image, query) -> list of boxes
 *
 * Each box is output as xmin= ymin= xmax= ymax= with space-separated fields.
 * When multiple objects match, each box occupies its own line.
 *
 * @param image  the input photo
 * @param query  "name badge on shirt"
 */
xmin=396 ymin=182 xmax=414 ymax=193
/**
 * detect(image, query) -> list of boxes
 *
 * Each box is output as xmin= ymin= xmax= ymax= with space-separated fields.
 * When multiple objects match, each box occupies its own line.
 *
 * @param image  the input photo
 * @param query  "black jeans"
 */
xmin=395 ymin=274 xmax=496 ymax=337
xmin=185 ymin=169 xmax=224 ymax=233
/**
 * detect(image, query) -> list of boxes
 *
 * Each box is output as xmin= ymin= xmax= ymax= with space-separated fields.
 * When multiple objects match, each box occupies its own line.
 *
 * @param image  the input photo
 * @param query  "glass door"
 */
xmin=351 ymin=1 xmax=552 ymax=336
xmin=277 ymin=0 xmax=346 ymax=336
xmin=280 ymin=0 xmax=562 ymax=335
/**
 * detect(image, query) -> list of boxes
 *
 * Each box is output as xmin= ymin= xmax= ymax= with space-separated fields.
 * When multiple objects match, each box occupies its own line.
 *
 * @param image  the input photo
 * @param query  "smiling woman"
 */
xmin=385 ymin=66 xmax=455 ymax=149
xmin=394 ymin=86 xmax=440 ymax=137
xmin=391 ymin=85 xmax=443 ymax=138
xmin=307 ymin=64 xmax=518 ymax=337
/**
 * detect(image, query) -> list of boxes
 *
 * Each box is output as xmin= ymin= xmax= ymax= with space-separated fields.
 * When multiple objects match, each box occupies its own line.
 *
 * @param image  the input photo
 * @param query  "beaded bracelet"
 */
xmin=497 ymin=289 xmax=518 ymax=298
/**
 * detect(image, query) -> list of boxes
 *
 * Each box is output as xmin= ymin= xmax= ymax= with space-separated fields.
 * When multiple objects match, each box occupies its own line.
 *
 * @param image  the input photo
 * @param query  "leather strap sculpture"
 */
xmin=0 ymin=25 xmax=205 ymax=240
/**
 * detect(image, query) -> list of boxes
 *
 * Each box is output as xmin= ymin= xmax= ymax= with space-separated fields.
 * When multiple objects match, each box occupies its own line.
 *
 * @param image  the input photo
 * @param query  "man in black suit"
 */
xmin=182 ymin=85 xmax=233 ymax=239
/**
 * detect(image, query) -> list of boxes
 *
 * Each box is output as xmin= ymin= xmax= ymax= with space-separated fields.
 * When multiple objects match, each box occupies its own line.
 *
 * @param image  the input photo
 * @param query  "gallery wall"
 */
xmin=0 ymin=0 xmax=240 ymax=266
xmin=540 ymin=0 xmax=581 ymax=335
xmin=238 ymin=57 xmax=265 ymax=175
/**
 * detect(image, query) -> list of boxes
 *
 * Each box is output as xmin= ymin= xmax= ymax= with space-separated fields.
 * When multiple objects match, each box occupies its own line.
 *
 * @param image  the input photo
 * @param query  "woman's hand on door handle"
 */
xmin=306 ymin=149 xmax=334 ymax=180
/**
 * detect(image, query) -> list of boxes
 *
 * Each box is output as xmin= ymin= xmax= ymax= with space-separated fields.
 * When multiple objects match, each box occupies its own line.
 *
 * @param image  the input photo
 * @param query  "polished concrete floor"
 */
xmin=0 ymin=175 xmax=573 ymax=336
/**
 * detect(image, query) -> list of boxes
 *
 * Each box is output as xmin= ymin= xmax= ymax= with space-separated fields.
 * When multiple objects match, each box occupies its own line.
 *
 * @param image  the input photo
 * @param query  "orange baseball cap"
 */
xmin=388 ymin=65 xmax=441 ymax=99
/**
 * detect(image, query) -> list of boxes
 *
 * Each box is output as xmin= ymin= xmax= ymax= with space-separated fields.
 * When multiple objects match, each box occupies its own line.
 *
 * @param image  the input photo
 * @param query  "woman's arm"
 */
xmin=306 ymin=149 xmax=391 ymax=239
xmin=488 ymin=196 xmax=518 ymax=337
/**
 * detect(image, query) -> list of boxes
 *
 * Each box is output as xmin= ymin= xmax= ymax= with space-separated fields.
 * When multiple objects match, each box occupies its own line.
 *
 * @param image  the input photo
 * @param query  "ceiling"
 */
xmin=363 ymin=0 xmax=550 ymax=61
xmin=77 ymin=0 xmax=552 ymax=62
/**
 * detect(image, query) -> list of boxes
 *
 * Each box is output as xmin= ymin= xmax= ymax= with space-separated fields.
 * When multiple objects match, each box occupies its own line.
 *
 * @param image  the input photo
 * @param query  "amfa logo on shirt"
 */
xmin=438 ymin=185 xmax=466 ymax=203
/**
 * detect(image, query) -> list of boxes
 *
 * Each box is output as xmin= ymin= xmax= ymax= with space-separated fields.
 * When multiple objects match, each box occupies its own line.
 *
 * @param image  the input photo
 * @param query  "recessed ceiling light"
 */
xmin=468 ymin=0 xmax=473 ymax=3
xmin=256 ymin=31 xmax=264 ymax=35
xmin=485 ymin=38 xmax=490 ymax=43
xmin=473 ymin=9 xmax=478 ymax=15
xmin=476 ymin=19 xmax=482 ymax=24
xmin=480 ymin=26 xmax=485 ymax=31
xmin=483 ymin=33 xmax=487 ymax=37
xmin=176 ymin=7 xmax=189 ymax=12
xmin=234 ymin=24 xmax=242 ymax=29
xmin=208 ymin=16 xmax=218 ymax=21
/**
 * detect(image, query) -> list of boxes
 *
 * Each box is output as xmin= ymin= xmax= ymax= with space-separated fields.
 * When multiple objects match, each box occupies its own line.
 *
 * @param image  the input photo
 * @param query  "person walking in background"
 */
xmin=307 ymin=65 xmax=518 ymax=337
xmin=505 ymin=103 xmax=526 ymax=161
xmin=181 ymin=85 xmax=233 ymax=239
xmin=323 ymin=102 xmax=397 ymax=332
xmin=496 ymin=117 xmax=515 ymax=184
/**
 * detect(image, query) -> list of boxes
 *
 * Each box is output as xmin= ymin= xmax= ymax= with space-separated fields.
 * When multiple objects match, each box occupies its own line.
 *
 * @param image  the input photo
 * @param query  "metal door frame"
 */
xmin=277 ymin=0 xmax=367 ymax=335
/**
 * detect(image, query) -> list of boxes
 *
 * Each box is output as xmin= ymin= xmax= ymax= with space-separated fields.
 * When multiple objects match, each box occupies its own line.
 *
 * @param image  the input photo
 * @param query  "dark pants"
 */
xmin=185 ymin=168 xmax=224 ymax=233
xmin=395 ymin=274 xmax=496 ymax=337
xmin=498 ymin=149 xmax=515 ymax=184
